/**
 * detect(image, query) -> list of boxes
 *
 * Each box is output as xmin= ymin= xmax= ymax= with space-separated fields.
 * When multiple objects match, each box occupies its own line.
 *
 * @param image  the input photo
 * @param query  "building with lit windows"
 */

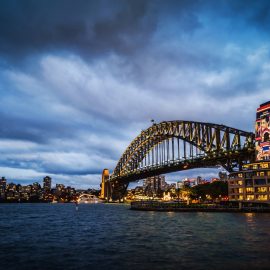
xmin=228 ymin=101 xmax=270 ymax=203
xmin=0 ymin=177 xmax=6 ymax=191
xmin=228 ymin=162 xmax=270 ymax=201
xmin=143 ymin=175 xmax=166 ymax=195
xmin=43 ymin=176 xmax=52 ymax=192
xmin=0 ymin=177 xmax=7 ymax=199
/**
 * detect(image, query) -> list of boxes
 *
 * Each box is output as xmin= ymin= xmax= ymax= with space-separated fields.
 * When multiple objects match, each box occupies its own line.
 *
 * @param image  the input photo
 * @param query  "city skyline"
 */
xmin=1 ymin=0 xmax=270 ymax=188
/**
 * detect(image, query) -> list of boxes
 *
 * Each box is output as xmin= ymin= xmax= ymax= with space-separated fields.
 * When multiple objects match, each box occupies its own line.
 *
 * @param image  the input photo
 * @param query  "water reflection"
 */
xmin=1 ymin=204 xmax=270 ymax=270
xmin=245 ymin=212 xmax=256 ymax=229
xmin=166 ymin=211 xmax=175 ymax=217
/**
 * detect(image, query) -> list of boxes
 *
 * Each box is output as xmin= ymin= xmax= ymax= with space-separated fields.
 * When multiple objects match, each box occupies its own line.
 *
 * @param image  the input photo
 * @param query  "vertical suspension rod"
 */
xmin=172 ymin=137 xmax=175 ymax=161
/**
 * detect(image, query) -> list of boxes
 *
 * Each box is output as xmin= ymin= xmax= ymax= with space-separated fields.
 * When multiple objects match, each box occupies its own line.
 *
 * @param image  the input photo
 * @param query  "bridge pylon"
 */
xmin=100 ymin=169 xmax=111 ymax=201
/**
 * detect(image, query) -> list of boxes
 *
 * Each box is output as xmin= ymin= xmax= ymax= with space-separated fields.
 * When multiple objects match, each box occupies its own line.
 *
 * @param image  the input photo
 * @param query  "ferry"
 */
xmin=77 ymin=194 xmax=102 ymax=204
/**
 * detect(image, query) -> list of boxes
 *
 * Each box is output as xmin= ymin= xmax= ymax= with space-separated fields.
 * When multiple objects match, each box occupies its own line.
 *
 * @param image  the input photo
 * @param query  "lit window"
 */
xmin=257 ymin=187 xmax=267 ymax=193
xmin=261 ymin=163 xmax=269 ymax=169
xmin=257 ymin=195 xmax=268 ymax=201
xmin=246 ymin=187 xmax=254 ymax=193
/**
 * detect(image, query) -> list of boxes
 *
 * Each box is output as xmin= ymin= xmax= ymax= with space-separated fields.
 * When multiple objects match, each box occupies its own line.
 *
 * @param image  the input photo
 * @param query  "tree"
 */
xmin=191 ymin=181 xmax=228 ymax=202
xmin=180 ymin=186 xmax=196 ymax=203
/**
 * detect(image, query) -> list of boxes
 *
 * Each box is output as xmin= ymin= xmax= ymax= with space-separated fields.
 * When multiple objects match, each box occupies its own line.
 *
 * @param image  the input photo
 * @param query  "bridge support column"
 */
xmin=100 ymin=169 xmax=111 ymax=201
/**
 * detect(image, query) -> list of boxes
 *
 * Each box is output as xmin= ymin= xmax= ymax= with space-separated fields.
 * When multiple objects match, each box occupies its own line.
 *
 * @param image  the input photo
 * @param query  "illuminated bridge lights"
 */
xmin=103 ymin=120 xmax=255 ymax=201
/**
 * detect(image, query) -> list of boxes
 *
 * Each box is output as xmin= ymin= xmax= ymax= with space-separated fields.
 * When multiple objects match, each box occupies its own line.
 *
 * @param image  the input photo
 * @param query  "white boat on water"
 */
xmin=77 ymin=194 xmax=102 ymax=204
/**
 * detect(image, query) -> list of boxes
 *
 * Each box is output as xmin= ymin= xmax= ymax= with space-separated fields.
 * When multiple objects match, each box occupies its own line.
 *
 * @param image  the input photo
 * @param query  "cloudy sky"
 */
xmin=0 ymin=0 xmax=270 ymax=188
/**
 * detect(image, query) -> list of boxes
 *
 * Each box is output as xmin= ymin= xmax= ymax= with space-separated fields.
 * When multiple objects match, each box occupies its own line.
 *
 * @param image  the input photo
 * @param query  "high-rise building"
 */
xmin=43 ymin=176 xmax=52 ymax=192
xmin=228 ymin=101 xmax=270 ymax=202
xmin=196 ymin=176 xmax=203 ymax=185
xmin=56 ymin=184 xmax=65 ymax=191
xmin=0 ymin=177 xmax=7 ymax=199
xmin=0 ymin=177 xmax=7 ymax=193
xmin=176 ymin=181 xmax=184 ymax=189
xmin=33 ymin=182 xmax=41 ymax=191
xmin=143 ymin=175 xmax=166 ymax=192
xmin=255 ymin=101 xmax=270 ymax=161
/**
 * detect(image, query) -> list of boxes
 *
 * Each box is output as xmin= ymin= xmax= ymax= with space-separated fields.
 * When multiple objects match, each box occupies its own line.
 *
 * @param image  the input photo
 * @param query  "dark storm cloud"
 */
xmin=224 ymin=0 xmax=270 ymax=29
xmin=0 ymin=0 xmax=213 ymax=62
xmin=0 ymin=0 xmax=157 ymax=59
xmin=1 ymin=0 xmax=270 ymax=187
xmin=0 ymin=112 xmax=73 ymax=144
xmin=1 ymin=0 xmax=270 ymax=61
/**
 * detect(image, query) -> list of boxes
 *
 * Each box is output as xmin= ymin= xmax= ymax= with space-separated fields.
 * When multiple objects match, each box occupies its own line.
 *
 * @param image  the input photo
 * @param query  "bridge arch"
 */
xmin=109 ymin=121 xmax=255 ymax=200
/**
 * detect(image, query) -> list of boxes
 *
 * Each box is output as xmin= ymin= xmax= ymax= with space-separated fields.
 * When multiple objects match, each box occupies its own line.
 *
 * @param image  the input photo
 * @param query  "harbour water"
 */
xmin=1 ymin=203 xmax=270 ymax=270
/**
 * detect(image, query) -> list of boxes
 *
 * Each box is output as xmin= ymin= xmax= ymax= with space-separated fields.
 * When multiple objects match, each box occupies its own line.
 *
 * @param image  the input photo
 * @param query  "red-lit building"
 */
xmin=228 ymin=101 xmax=270 ymax=203
xmin=255 ymin=101 xmax=270 ymax=161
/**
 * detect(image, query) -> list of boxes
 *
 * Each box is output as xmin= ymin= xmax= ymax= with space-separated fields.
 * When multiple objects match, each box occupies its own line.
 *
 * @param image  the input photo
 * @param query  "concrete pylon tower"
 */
xmin=100 ymin=169 xmax=110 ymax=200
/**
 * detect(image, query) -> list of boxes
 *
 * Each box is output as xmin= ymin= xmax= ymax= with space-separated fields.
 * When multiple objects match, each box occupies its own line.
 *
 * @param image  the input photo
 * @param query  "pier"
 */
xmin=130 ymin=201 xmax=270 ymax=213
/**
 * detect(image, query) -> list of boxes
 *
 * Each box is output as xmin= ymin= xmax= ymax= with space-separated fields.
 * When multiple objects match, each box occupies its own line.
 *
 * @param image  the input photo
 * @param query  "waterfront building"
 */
xmin=143 ymin=175 xmax=166 ymax=197
xmin=0 ymin=177 xmax=7 ymax=192
xmin=163 ymin=191 xmax=172 ymax=201
xmin=20 ymin=185 xmax=30 ymax=201
xmin=0 ymin=177 xmax=7 ymax=199
xmin=196 ymin=176 xmax=203 ymax=185
xmin=66 ymin=186 xmax=76 ymax=196
xmin=33 ymin=182 xmax=41 ymax=191
xmin=125 ymin=189 xmax=135 ymax=201
xmin=228 ymin=162 xmax=270 ymax=201
xmin=56 ymin=184 xmax=65 ymax=191
xmin=143 ymin=175 xmax=166 ymax=191
xmin=133 ymin=186 xmax=147 ymax=200
xmin=7 ymin=183 xmax=17 ymax=192
xmin=182 ymin=178 xmax=197 ymax=187
xmin=176 ymin=181 xmax=184 ymax=189
xmin=55 ymin=184 xmax=65 ymax=196
xmin=0 ymin=176 xmax=92 ymax=203
xmin=43 ymin=176 xmax=52 ymax=192
xmin=228 ymin=101 xmax=270 ymax=203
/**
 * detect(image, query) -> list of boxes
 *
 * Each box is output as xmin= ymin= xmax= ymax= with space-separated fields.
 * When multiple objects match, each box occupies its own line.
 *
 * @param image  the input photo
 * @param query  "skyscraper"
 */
xmin=143 ymin=175 xmax=166 ymax=195
xmin=0 ymin=177 xmax=7 ymax=199
xmin=0 ymin=177 xmax=7 ymax=193
xmin=43 ymin=176 xmax=52 ymax=192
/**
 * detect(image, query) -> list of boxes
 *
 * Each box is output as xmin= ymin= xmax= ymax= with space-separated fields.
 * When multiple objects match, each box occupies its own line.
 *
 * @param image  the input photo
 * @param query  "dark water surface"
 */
xmin=1 ymin=203 xmax=270 ymax=270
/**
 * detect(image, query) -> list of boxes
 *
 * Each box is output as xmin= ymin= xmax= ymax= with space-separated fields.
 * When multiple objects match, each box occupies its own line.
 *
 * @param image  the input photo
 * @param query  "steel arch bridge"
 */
xmin=103 ymin=121 xmax=255 ymax=201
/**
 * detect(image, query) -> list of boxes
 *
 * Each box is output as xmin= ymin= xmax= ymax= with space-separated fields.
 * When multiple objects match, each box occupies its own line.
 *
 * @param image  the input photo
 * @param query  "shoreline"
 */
xmin=130 ymin=201 xmax=270 ymax=213
xmin=130 ymin=207 xmax=270 ymax=213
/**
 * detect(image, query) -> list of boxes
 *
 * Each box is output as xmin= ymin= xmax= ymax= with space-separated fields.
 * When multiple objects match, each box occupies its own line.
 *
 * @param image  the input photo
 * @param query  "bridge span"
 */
xmin=101 ymin=120 xmax=255 ymax=201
